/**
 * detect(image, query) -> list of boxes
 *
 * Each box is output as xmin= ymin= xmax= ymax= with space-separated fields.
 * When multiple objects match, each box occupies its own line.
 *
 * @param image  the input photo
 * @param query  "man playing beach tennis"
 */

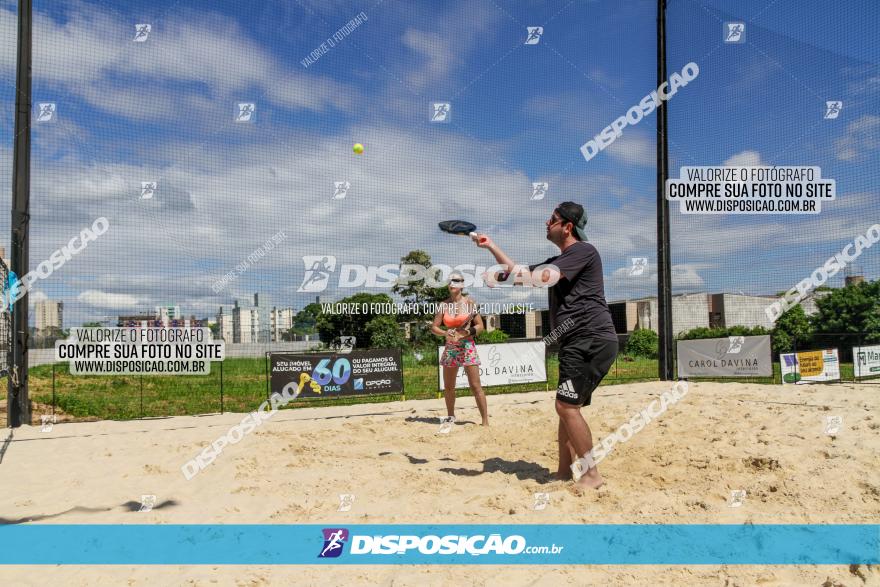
xmin=473 ymin=202 xmax=618 ymax=489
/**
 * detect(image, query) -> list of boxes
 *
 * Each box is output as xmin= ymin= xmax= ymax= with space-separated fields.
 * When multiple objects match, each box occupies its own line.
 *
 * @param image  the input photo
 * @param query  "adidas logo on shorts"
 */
xmin=557 ymin=379 xmax=578 ymax=399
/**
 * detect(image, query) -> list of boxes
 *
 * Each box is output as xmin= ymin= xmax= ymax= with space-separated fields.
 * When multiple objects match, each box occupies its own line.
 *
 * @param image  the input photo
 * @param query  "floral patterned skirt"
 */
xmin=440 ymin=337 xmax=481 ymax=367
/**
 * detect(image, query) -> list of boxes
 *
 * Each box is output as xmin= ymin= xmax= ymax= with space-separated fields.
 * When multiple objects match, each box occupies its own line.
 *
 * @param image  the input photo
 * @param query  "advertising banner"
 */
xmin=853 ymin=344 xmax=880 ymax=378
xmin=270 ymin=349 xmax=403 ymax=398
xmin=780 ymin=348 xmax=840 ymax=384
xmin=677 ymin=335 xmax=773 ymax=377
xmin=437 ymin=341 xmax=546 ymax=390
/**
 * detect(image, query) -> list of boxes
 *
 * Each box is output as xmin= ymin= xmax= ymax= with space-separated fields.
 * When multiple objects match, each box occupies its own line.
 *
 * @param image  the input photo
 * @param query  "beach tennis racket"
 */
xmin=438 ymin=220 xmax=487 ymax=244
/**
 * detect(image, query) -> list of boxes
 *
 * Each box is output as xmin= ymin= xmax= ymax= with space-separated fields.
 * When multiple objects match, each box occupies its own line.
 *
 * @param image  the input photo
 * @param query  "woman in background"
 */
xmin=431 ymin=271 xmax=488 ymax=427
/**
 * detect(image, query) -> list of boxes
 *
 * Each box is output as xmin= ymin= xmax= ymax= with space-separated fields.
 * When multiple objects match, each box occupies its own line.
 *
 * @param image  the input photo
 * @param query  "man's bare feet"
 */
xmin=552 ymin=471 xmax=573 ymax=482
xmin=575 ymin=467 xmax=604 ymax=489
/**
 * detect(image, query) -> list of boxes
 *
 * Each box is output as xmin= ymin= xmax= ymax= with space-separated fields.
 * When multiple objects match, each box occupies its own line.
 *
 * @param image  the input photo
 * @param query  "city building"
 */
xmin=216 ymin=309 xmax=234 ymax=342
xmin=270 ymin=306 xmax=295 ymax=342
xmin=215 ymin=297 xmax=263 ymax=343
xmin=155 ymin=305 xmax=182 ymax=326
xmin=608 ymin=290 xmax=835 ymax=335
xmin=35 ymin=299 xmax=63 ymax=331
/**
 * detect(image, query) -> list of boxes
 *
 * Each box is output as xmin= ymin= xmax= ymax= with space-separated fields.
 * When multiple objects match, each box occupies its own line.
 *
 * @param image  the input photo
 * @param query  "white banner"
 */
xmin=780 ymin=348 xmax=840 ymax=384
xmin=854 ymin=344 xmax=880 ymax=378
xmin=437 ymin=341 xmax=546 ymax=390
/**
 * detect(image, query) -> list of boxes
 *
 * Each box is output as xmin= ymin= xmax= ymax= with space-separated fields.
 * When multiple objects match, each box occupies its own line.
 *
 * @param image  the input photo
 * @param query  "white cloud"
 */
xmin=78 ymin=290 xmax=139 ymax=310
xmin=0 ymin=3 xmax=358 ymax=123
xmin=723 ymin=150 xmax=764 ymax=167
xmin=607 ymin=133 xmax=654 ymax=166
xmin=835 ymin=115 xmax=880 ymax=161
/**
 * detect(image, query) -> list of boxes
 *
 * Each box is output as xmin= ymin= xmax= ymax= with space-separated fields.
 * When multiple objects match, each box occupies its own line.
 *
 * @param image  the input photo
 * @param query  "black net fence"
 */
xmin=0 ymin=0 xmax=876 ymax=422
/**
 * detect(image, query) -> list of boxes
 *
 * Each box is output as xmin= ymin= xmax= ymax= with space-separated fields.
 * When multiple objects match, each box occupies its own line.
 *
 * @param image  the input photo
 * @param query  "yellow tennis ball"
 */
xmin=353 ymin=143 xmax=364 ymax=154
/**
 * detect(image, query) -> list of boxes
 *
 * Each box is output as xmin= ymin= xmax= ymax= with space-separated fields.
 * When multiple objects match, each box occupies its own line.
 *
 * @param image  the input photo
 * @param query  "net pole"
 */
xmin=8 ymin=0 xmax=32 ymax=427
xmin=656 ymin=0 xmax=675 ymax=381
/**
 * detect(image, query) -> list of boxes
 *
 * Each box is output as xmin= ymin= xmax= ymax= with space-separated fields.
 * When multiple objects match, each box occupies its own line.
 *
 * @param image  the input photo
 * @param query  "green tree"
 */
xmin=625 ymin=328 xmax=658 ymax=358
xmin=81 ymin=321 xmax=104 ymax=328
xmin=771 ymin=304 xmax=813 ymax=356
xmin=391 ymin=250 xmax=448 ymax=318
xmin=316 ymin=292 xmax=397 ymax=346
xmin=365 ymin=314 xmax=408 ymax=349
xmin=476 ymin=329 xmax=509 ymax=344
xmin=810 ymin=279 xmax=880 ymax=346
xmin=292 ymin=302 xmax=322 ymax=335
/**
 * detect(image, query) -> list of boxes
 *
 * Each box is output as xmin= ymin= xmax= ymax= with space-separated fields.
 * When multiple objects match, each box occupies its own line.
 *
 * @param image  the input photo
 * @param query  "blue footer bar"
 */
xmin=0 ymin=525 xmax=877 ymax=564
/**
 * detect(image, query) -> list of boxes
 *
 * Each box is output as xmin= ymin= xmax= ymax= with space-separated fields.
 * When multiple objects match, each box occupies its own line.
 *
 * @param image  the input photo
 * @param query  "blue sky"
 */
xmin=0 ymin=0 xmax=877 ymax=329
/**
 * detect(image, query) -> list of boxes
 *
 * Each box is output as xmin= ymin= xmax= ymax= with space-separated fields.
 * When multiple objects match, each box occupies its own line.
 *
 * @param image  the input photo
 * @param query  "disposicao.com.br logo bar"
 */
xmin=297 ymin=256 xmax=559 ymax=292
xmin=0 ymin=524 xmax=876 ymax=564
xmin=318 ymin=528 xmax=563 ymax=559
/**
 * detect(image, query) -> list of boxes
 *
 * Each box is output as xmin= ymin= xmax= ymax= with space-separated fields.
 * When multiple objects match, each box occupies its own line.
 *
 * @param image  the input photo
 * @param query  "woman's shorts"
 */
xmin=440 ymin=338 xmax=481 ymax=367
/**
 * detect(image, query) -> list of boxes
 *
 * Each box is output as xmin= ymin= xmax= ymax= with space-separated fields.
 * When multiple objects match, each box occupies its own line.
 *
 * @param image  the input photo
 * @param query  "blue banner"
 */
xmin=0 ymin=525 xmax=877 ymax=564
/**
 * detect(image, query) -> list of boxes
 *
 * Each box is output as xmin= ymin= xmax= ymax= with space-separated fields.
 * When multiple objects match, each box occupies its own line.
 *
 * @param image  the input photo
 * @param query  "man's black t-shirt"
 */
xmin=530 ymin=241 xmax=618 ymax=343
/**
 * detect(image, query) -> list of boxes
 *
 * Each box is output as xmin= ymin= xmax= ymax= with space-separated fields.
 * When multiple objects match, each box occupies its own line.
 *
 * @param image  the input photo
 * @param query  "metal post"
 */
xmin=219 ymin=361 xmax=224 ymax=414
xmin=8 ymin=0 xmax=32 ymax=427
xmin=265 ymin=352 xmax=270 ymax=401
xmin=656 ymin=0 xmax=674 ymax=381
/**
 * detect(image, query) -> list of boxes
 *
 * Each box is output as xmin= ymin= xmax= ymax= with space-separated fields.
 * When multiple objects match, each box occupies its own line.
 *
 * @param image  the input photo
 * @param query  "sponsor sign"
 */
xmin=854 ymin=344 xmax=880 ymax=378
xmin=270 ymin=349 xmax=403 ymax=397
xmin=780 ymin=348 xmax=840 ymax=384
xmin=677 ymin=335 xmax=772 ymax=377
xmin=437 ymin=341 xmax=546 ymax=390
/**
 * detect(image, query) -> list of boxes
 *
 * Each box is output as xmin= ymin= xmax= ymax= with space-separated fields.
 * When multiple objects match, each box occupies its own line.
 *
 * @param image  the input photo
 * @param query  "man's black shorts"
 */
xmin=556 ymin=337 xmax=618 ymax=406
